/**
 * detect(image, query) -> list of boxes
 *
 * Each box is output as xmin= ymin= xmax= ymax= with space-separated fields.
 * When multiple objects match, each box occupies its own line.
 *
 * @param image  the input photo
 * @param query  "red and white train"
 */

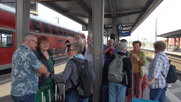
xmin=0 ymin=4 xmax=86 ymax=70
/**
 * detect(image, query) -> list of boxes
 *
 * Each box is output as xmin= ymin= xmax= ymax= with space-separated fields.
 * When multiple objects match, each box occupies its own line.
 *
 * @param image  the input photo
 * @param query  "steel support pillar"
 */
xmin=112 ymin=18 xmax=118 ymax=44
xmin=167 ymin=37 xmax=169 ymax=51
xmin=106 ymin=29 xmax=108 ymax=44
xmin=88 ymin=17 xmax=92 ymax=34
xmin=179 ymin=36 xmax=180 ymax=50
xmin=174 ymin=38 xmax=176 ymax=48
xmin=92 ymin=0 xmax=104 ymax=101
xmin=16 ymin=0 xmax=30 ymax=48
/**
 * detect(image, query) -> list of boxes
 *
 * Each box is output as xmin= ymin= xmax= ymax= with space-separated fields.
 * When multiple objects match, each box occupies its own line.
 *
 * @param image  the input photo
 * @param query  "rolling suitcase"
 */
xmin=132 ymin=98 xmax=159 ymax=102
xmin=41 ymin=86 xmax=51 ymax=102
xmin=54 ymin=81 xmax=66 ymax=102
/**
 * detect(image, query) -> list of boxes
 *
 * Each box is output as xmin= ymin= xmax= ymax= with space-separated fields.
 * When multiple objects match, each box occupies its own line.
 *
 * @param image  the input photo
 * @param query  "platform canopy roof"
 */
xmin=157 ymin=29 xmax=181 ymax=38
xmin=37 ymin=0 xmax=163 ymax=34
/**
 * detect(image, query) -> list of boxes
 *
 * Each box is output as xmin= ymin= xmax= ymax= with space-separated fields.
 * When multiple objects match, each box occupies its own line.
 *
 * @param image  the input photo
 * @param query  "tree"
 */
xmin=141 ymin=38 xmax=148 ymax=48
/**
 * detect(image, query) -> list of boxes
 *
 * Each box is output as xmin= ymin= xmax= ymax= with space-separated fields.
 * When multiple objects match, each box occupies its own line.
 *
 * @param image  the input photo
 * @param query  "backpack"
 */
xmin=108 ymin=54 xmax=127 ymax=83
xmin=161 ymin=55 xmax=177 ymax=83
xmin=70 ymin=58 xmax=93 ymax=98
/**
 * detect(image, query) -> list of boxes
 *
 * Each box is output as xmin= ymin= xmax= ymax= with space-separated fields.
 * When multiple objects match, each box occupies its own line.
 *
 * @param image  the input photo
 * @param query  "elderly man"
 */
xmin=84 ymin=34 xmax=93 ymax=65
xmin=84 ymin=34 xmax=93 ymax=102
xmin=11 ymin=34 xmax=50 ymax=102
xmin=102 ymin=39 xmax=118 ymax=102
xmin=146 ymin=41 xmax=170 ymax=102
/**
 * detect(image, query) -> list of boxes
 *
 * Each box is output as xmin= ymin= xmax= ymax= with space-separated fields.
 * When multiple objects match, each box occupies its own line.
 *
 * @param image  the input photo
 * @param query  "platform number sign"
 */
xmin=117 ymin=25 xmax=122 ymax=31
xmin=82 ymin=24 xmax=88 ymax=31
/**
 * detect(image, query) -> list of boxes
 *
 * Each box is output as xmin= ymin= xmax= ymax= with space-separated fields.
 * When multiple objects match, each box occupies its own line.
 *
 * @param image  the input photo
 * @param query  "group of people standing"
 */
xmin=102 ymin=39 xmax=170 ymax=102
xmin=10 ymin=32 xmax=170 ymax=102
xmin=10 ymin=33 xmax=95 ymax=102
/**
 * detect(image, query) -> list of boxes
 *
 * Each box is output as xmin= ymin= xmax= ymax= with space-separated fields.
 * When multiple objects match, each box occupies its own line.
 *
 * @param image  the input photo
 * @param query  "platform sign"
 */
xmin=118 ymin=30 xmax=131 ymax=36
xmin=82 ymin=24 xmax=88 ymax=31
xmin=117 ymin=25 xmax=122 ymax=31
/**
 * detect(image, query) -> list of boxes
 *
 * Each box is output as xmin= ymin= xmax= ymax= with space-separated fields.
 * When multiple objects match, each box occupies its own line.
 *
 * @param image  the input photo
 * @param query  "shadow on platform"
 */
xmin=0 ymin=95 xmax=13 ymax=102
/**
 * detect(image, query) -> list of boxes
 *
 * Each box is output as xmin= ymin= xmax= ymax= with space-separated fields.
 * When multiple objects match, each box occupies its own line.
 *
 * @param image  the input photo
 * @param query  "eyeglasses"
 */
xmin=32 ymin=40 xmax=37 ymax=44
xmin=41 ymin=42 xmax=49 ymax=45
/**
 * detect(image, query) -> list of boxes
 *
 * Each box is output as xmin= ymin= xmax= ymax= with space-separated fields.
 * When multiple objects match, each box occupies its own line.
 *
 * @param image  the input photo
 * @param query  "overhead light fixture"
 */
xmin=31 ymin=1 xmax=35 ymax=4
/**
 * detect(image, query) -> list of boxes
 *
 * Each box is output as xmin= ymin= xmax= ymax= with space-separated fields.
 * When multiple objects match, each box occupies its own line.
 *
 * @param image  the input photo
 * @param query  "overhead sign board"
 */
xmin=118 ymin=30 xmax=131 ymax=36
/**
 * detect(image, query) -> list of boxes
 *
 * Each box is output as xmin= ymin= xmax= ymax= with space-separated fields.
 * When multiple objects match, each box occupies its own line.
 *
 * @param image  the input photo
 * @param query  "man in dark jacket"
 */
xmin=108 ymin=42 xmax=132 ymax=102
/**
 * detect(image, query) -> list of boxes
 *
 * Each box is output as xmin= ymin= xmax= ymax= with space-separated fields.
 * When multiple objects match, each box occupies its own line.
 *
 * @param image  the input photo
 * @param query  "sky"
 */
xmin=122 ymin=0 xmax=181 ymax=43
xmin=38 ymin=3 xmax=88 ymax=37
xmin=38 ymin=0 xmax=181 ymax=43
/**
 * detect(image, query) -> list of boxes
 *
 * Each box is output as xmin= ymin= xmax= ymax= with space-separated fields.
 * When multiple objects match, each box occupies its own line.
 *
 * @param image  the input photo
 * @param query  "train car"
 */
xmin=0 ymin=4 xmax=86 ymax=70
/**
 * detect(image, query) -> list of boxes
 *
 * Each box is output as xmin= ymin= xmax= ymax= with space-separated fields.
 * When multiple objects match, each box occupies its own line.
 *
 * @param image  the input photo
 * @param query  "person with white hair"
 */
xmin=84 ymin=34 xmax=93 ymax=65
xmin=108 ymin=42 xmax=132 ymax=102
xmin=49 ymin=41 xmax=95 ymax=102
xmin=74 ymin=34 xmax=86 ymax=55
xmin=11 ymin=33 xmax=50 ymax=102
xmin=102 ymin=39 xmax=118 ymax=102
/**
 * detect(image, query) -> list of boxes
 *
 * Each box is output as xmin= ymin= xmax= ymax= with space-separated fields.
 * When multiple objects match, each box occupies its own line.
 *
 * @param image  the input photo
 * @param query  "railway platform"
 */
xmin=0 ymin=62 xmax=66 ymax=102
xmin=0 ymin=61 xmax=181 ymax=102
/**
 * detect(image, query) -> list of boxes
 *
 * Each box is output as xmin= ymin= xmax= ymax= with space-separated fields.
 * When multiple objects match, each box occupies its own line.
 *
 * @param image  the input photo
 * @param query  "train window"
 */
xmin=68 ymin=31 xmax=72 ymax=37
xmin=0 ymin=31 xmax=13 ymax=47
xmin=58 ymin=27 xmax=63 ymax=36
xmin=72 ymin=32 xmax=76 ymax=37
xmin=42 ymin=23 xmax=50 ymax=34
xmin=52 ymin=48 xmax=57 ymax=57
xmin=59 ymin=48 xmax=63 ymax=56
xmin=31 ymin=20 xmax=41 ymax=33
xmin=63 ymin=29 xmax=68 ymax=37
xmin=74 ymin=32 xmax=77 ymax=37
xmin=50 ymin=25 xmax=57 ymax=35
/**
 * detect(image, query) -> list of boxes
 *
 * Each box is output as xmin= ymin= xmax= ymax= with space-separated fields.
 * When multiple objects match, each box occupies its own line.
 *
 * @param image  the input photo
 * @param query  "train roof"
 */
xmin=0 ymin=4 xmax=83 ymax=34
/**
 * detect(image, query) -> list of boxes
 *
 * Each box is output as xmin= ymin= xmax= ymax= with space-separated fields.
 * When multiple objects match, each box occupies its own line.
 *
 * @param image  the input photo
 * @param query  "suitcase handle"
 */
xmin=41 ymin=86 xmax=50 ymax=92
xmin=54 ymin=81 xmax=66 ymax=102
xmin=41 ymin=86 xmax=51 ymax=102
xmin=55 ymin=81 xmax=65 ymax=84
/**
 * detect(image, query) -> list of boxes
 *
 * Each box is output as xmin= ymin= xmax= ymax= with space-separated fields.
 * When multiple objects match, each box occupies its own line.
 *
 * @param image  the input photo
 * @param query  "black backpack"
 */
xmin=161 ymin=55 xmax=177 ymax=83
xmin=70 ymin=58 xmax=93 ymax=98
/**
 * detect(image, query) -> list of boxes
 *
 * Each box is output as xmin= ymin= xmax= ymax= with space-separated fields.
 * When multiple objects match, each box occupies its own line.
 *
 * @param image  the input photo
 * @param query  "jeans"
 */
xmin=66 ymin=91 xmax=89 ymax=102
xmin=109 ymin=82 xmax=127 ymax=102
xmin=150 ymin=87 xmax=167 ymax=102
xmin=11 ymin=93 xmax=36 ymax=102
